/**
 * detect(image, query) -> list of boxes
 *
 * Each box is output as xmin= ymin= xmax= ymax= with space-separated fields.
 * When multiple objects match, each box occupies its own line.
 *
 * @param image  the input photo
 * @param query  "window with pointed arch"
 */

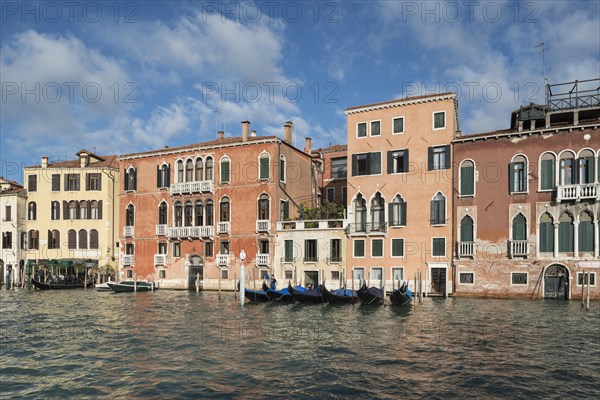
xmin=184 ymin=201 xmax=194 ymax=227
xmin=259 ymin=153 xmax=270 ymax=180
xmin=257 ymin=194 xmax=270 ymax=220
xmin=512 ymin=213 xmax=527 ymax=241
xmin=126 ymin=204 xmax=135 ymax=226
xmin=124 ymin=167 xmax=136 ymax=191
xmin=158 ymin=202 xmax=168 ymax=225
xmin=205 ymin=200 xmax=214 ymax=225
xmin=354 ymin=194 xmax=366 ymax=231
xmin=389 ymin=194 xmax=406 ymax=227
xmin=370 ymin=193 xmax=385 ymax=231
xmin=28 ymin=202 xmax=36 ymax=220
xmin=460 ymin=215 xmax=474 ymax=242
xmin=539 ymin=213 xmax=554 ymax=253
xmin=195 ymin=157 xmax=204 ymax=181
xmin=220 ymin=197 xmax=230 ymax=222
xmin=205 ymin=157 xmax=214 ymax=181
xmin=174 ymin=202 xmax=183 ymax=227
xmin=195 ymin=201 xmax=204 ymax=226
xmin=430 ymin=192 xmax=446 ymax=225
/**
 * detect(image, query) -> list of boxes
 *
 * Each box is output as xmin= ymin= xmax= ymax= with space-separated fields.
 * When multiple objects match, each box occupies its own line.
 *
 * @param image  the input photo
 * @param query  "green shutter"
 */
xmin=392 ymin=238 xmax=404 ymax=257
xmin=430 ymin=200 xmax=436 ymax=224
xmin=427 ymin=147 xmax=434 ymax=170
xmin=461 ymin=166 xmax=474 ymax=195
xmin=512 ymin=214 xmax=526 ymax=240
xmin=559 ymin=221 xmax=574 ymax=252
xmin=403 ymin=149 xmax=409 ymax=172
xmin=508 ymin=163 xmax=515 ymax=193
xmin=351 ymin=155 xmax=357 ymax=176
xmin=433 ymin=238 xmax=445 ymax=256
xmin=540 ymin=159 xmax=555 ymax=190
xmin=586 ymin=157 xmax=595 ymax=183
xmin=285 ymin=240 xmax=293 ymax=260
xmin=221 ymin=161 xmax=230 ymax=183
xmin=387 ymin=151 xmax=393 ymax=174
xmin=400 ymin=202 xmax=407 ymax=226
xmin=370 ymin=152 xmax=381 ymax=175
xmin=260 ymin=156 xmax=269 ymax=180
xmin=354 ymin=240 xmax=364 ymax=257
xmin=444 ymin=145 xmax=451 ymax=169
xmin=539 ymin=222 xmax=554 ymax=253
xmin=280 ymin=159 xmax=285 ymax=181
xmin=460 ymin=217 xmax=473 ymax=242
xmin=579 ymin=221 xmax=594 ymax=252
xmin=283 ymin=201 xmax=289 ymax=220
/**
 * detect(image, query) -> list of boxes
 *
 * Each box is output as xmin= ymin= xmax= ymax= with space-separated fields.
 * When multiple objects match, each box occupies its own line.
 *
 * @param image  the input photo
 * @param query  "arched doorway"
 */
xmin=188 ymin=255 xmax=204 ymax=290
xmin=544 ymin=264 xmax=569 ymax=300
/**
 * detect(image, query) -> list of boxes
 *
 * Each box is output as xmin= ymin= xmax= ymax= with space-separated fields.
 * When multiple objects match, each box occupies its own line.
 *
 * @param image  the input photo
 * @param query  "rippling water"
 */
xmin=1 ymin=289 xmax=599 ymax=399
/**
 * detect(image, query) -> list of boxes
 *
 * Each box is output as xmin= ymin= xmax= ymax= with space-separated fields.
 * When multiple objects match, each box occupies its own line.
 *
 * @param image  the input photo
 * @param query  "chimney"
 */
xmin=530 ymin=119 xmax=536 ymax=131
xmin=241 ymin=121 xmax=250 ymax=142
xmin=283 ymin=121 xmax=293 ymax=144
xmin=304 ymin=137 xmax=312 ymax=154
xmin=250 ymin=130 xmax=257 ymax=137
xmin=217 ymin=130 xmax=225 ymax=140
xmin=80 ymin=154 xmax=89 ymax=168
xmin=41 ymin=157 xmax=48 ymax=168
xmin=518 ymin=121 xmax=523 ymax=132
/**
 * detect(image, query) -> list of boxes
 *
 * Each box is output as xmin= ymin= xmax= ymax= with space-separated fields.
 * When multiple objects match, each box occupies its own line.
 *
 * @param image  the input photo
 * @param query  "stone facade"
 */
xmin=0 ymin=178 xmax=27 ymax=287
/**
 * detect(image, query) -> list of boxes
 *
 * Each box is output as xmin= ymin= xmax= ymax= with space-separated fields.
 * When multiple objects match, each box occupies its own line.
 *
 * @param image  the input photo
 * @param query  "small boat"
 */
xmin=244 ymin=284 xmax=269 ymax=302
xmin=265 ymin=282 xmax=293 ymax=302
xmin=291 ymin=284 xmax=324 ymax=304
xmin=107 ymin=281 xmax=157 ymax=293
xmin=390 ymin=282 xmax=412 ymax=307
xmin=357 ymin=282 xmax=384 ymax=305
xmin=95 ymin=281 xmax=115 ymax=291
xmin=31 ymin=278 xmax=93 ymax=290
xmin=322 ymin=282 xmax=356 ymax=304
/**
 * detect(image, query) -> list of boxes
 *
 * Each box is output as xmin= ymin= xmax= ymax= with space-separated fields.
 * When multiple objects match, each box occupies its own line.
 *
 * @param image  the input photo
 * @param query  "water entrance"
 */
xmin=544 ymin=264 xmax=569 ymax=300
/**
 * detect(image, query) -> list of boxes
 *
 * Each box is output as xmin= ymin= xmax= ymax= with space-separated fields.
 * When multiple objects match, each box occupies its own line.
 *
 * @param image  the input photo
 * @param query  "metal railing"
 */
xmin=303 ymin=256 xmax=319 ymax=263
xmin=546 ymin=78 xmax=600 ymax=112
xmin=346 ymin=222 xmax=387 ymax=235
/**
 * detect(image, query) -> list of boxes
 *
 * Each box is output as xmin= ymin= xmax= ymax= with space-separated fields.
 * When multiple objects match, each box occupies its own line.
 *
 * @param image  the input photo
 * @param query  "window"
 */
xmin=126 ymin=204 xmax=135 ymax=226
xmin=78 ymin=229 xmax=87 ymax=249
xmin=284 ymin=270 xmax=293 ymax=280
xmin=279 ymin=156 xmax=286 ymax=182
xmin=559 ymin=152 xmax=575 ymax=185
xmin=124 ymin=167 xmax=136 ymax=191
xmin=205 ymin=242 xmax=214 ymax=257
xmin=259 ymin=153 xmax=270 ymax=180
xmin=432 ymin=237 xmax=446 ymax=257
xmin=370 ymin=120 xmax=381 ymax=136
xmin=219 ymin=198 xmax=230 ymax=222
xmin=353 ymin=239 xmax=365 ymax=258
xmin=577 ymin=150 xmax=595 ymax=184
xmin=219 ymin=241 xmax=230 ymax=254
xmin=28 ymin=202 xmax=36 ymax=220
xmin=509 ymin=155 xmax=527 ymax=193
xmin=184 ymin=201 xmax=193 ymax=226
xmin=205 ymin=201 xmax=214 ymax=226
xmin=326 ymin=187 xmax=335 ymax=203
xmin=460 ymin=216 xmax=474 ymax=242
xmin=391 ymin=238 xmax=404 ymax=257
xmin=579 ymin=211 xmax=594 ymax=253
xmin=174 ymin=202 xmax=183 ymax=227
xmin=86 ymin=173 xmax=101 ymax=191
xmin=205 ymin=157 xmax=214 ymax=180
xmin=159 ymin=270 xmax=166 ymax=279
xmin=372 ymin=267 xmax=383 ymax=283
xmin=173 ymin=242 xmax=181 ymax=257
xmin=430 ymin=192 xmax=446 ymax=225
xmin=280 ymin=200 xmax=289 ymax=221
xmin=194 ymin=158 xmax=203 ymax=181
xmin=28 ymin=175 xmax=37 ymax=192
xmin=126 ymin=270 xmax=133 ymax=279
xmin=512 ymin=213 xmax=527 ymax=241
xmin=353 ymin=267 xmax=365 ymax=281
xmin=352 ymin=152 xmax=381 ymax=176
xmin=220 ymin=269 xmax=229 ymax=279
xmin=354 ymin=194 xmax=366 ymax=232
xmin=220 ymin=157 xmax=230 ymax=183
xmin=433 ymin=111 xmax=445 ymax=129
xmin=393 ymin=117 xmax=404 ymax=134
xmin=511 ymin=272 xmax=528 ymax=285
xmin=28 ymin=230 xmax=39 ymax=250
xmin=4 ymin=205 xmax=11 ymax=221
xmin=331 ymin=157 xmax=347 ymax=179
xmin=577 ymin=272 xmax=596 ymax=286
xmin=2 ymin=232 xmax=12 ymax=249
xmin=370 ymin=192 xmax=385 ymax=231
xmin=342 ymin=187 xmax=347 ymax=206
xmin=158 ymin=242 xmax=167 ymax=255
xmin=459 ymin=272 xmax=474 ymax=285
xmin=51 ymin=201 xmax=60 ymax=220
xmin=157 ymin=164 xmax=170 ymax=188
xmin=79 ymin=201 xmax=88 ymax=219
xmin=388 ymin=149 xmax=409 ymax=174
xmin=392 ymin=267 xmax=404 ymax=282
xmin=357 ymin=122 xmax=367 ymax=138
xmin=67 ymin=229 xmax=76 ymax=249
xmin=428 ymin=146 xmax=450 ymax=170
xmin=258 ymin=194 xmax=269 ymax=220
xmin=539 ymin=153 xmax=556 ymax=190
xmin=372 ymin=239 xmax=383 ymax=257
xmin=44 ymin=231 xmax=56 ymax=250
xmin=539 ymin=213 xmax=554 ymax=253
xmin=90 ymin=200 xmax=101 ymax=219
xmin=460 ymin=160 xmax=475 ymax=196
xmin=304 ymin=239 xmax=318 ymax=262
xmin=389 ymin=194 xmax=406 ymax=227
xmin=89 ymin=229 xmax=98 ymax=249
xmin=67 ymin=200 xmax=78 ymax=219
xmin=51 ymin=174 xmax=60 ymax=191
xmin=195 ymin=201 xmax=204 ymax=226
xmin=330 ymin=239 xmax=342 ymax=262
xmin=177 ymin=160 xmax=184 ymax=183
xmin=558 ymin=212 xmax=574 ymax=253
xmin=158 ymin=202 xmax=168 ymax=225
xmin=65 ymin=173 xmax=80 ymax=191
xmin=258 ymin=239 xmax=269 ymax=255
xmin=331 ymin=271 xmax=340 ymax=281
xmin=284 ymin=240 xmax=294 ymax=262
xmin=125 ymin=243 xmax=134 ymax=255
xmin=186 ymin=159 xmax=194 ymax=182
xmin=20 ymin=232 xmax=27 ymax=249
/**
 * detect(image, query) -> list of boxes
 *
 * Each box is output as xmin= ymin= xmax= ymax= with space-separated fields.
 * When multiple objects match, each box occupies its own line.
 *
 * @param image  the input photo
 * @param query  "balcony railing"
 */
xmin=217 ymin=221 xmax=231 ymax=234
xmin=170 ymin=180 xmax=213 ymax=195
xmin=167 ymin=226 xmax=214 ymax=239
xmin=156 ymin=224 xmax=167 ymax=236
xmin=303 ymin=256 xmax=319 ymax=263
xmin=557 ymin=183 xmax=599 ymax=202
xmin=327 ymin=256 xmax=343 ymax=264
xmin=154 ymin=254 xmax=167 ymax=265
xmin=281 ymin=256 xmax=296 ymax=263
xmin=256 ymin=253 xmax=270 ymax=266
xmin=457 ymin=241 xmax=475 ymax=258
xmin=256 ymin=220 xmax=270 ymax=232
xmin=122 ymin=254 xmax=135 ymax=265
xmin=277 ymin=219 xmax=346 ymax=231
xmin=509 ymin=240 xmax=529 ymax=258
xmin=123 ymin=226 xmax=134 ymax=237
xmin=346 ymin=222 xmax=387 ymax=235
xmin=217 ymin=253 xmax=230 ymax=266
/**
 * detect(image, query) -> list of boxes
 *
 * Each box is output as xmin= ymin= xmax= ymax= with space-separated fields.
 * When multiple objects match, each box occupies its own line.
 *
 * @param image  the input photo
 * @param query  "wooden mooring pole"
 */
xmin=195 ymin=273 xmax=200 ymax=293
xmin=586 ymin=273 xmax=590 ymax=311
xmin=234 ymin=272 xmax=237 ymax=298
xmin=581 ymin=272 xmax=585 ymax=308
xmin=218 ymin=268 xmax=221 ymax=299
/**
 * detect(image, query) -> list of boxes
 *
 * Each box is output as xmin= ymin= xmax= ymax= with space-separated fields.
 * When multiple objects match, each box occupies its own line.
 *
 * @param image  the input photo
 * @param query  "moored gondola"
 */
xmin=356 ymin=282 xmax=384 ymax=305
xmin=243 ymin=281 xmax=269 ymax=302
xmin=291 ymin=284 xmax=324 ymax=303
xmin=31 ymin=278 xmax=93 ymax=290
xmin=265 ymin=281 xmax=293 ymax=302
xmin=321 ymin=282 xmax=356 ymax=304
xmin=390 ymin=282 xmax=412 ymax=307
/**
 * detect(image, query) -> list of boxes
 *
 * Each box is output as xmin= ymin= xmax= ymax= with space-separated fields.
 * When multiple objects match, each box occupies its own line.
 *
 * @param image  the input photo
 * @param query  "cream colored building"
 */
xmin=1 ymin=178 xmax=27 ymax=287
xmin=23 ymin=151 xmax=119 ymax=277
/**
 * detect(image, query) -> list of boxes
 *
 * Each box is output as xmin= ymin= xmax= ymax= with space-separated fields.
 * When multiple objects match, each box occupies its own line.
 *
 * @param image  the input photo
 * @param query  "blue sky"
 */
xmin=1 ymin=0 xmax=599 ymax=183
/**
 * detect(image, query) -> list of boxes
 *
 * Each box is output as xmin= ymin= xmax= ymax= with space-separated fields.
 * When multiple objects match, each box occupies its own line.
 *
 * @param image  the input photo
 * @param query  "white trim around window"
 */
xmin=392 ymin=116 xmax=405 ymax=135
xmin=510 ymin=271 xmax=529 ymax=286
xmin=432 ymin=110 xmax=446 ymax=130
xmin=458 ymin=271 xmax=475 ymax=285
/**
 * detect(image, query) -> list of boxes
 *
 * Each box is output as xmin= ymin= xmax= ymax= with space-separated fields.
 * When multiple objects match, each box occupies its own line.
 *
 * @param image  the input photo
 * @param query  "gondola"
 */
xmin=107 ymin=281 xmax=157 ymax=292
xmin=265 ymin=282 xmax=294 ymax=302
xmin=243 ymin=281 xmax=269 ymax=302
xmin=291 ymin=284 xmax=324 ymax=304
xmin=31 ymin=278 xmax=93 ymax=290
xmin=356 ymin=282 xmax=385 ymax=305
xmin=390 ymin=282 xmax=412 ymax=307
xmin=321 ymin=282 xmax=356 ymax=304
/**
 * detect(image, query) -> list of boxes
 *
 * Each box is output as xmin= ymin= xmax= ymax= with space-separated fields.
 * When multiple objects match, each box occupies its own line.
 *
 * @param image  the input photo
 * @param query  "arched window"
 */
xmin=174 ymin=201 xmax=183 ymax=227
xmin=78 ymin=229 xmax=87 ymax=249
xmin=259 ymin=153 xmax=270 ymax=180
xmin=512 ymin=213 xmax=527 ymax=241
xmin=89 ymin=229 xmax=99 ymax=249
xmin=90 ymin=200 xmax=100 ymax=219
xmin=354 ymin=194 xmax=366 ymax=231
xmin=430 ymin=192 xmax=446 ymax=225
xmin=68 ymin=229 xmax=77 ymax=249
xmin=28 ymin=230 xmax=39 ymax=249
xmin=195 ymin=201 xmax=204 ymax=226
xmin=460 ymin=216 xmax=474 ymax=242
xmin=158 ymin=202 xmax=168 ymax=225
xmin=539 ymin=213 xmax=554 ymax=253
xmin=220 ymin=157 xmax=230 ymax=183
xmin=51 ymin=201 xmax=60 ymax=220
xmin=579 ymin=211 xmax=594 ymax=253
xmin=195 ymin=157 xmax=204 ymax=181
xmin=539 ymin=152 xmax=556 ymax=190
xmin=79 ymin=200 xmax=88 ymax=219
xmin=177 ymin=160 xmax=184 ymax=183
xmin=280 ymin=155 xmax=286 ymax=182
xmin=126 ymin=204 xmax=135 ymax=226
xmin=257 ymin=194 xmax=270 ymax=220
xmin=205 ymin=200 xmax=214 ymax=225
xmin=48 ymin=229 xmax=60 ymax=249
xmin=205 ymin=157 xmax=214 ymax=181
xmin=558 ymin=212 xmax=574 ymax=252
xmin=559 ymin=151 xmax=575 ymax=185
xmin=125 ymin=167 xmax=137 ymax=191
xmin=185 ymin=159 xmax=194 ymax=182
xmin=370 ymin=192 xmax=385 ymax=231
xmin=460 ymin=160 xmax=475 ymax=196
xmin=69 ymin=200 xmax=79 ymax=220
xmin=184 ymin=201 xmax=193 ymax=226
xmin=509 ymin=155 xmax=527 ymax=193
xmin=28 ymin=202 xmax=36 ymax=220
xmin=158 ymin=163 xmax=170 ymax=188
xmin=220 ymin=197 xmax=230 ymax=222
xmin=389 ymin=194 xmax=406 ymax=226
xmin=577 ymin=149 xmax=595 ymax=184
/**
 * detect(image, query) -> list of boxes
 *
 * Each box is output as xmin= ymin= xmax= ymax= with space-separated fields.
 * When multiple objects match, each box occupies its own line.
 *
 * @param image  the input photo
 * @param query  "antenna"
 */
xmin=535 ymin=42 xmax=550 ymax=87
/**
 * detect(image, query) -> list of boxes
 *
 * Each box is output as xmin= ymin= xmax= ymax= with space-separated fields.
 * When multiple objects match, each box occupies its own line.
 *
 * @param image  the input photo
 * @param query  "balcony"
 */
xmin=123 ymin=226 xmax=134 ymax=237
xmin=256 ymin=220 xmax=270 ymax=232
xmin=167 ymin=226 xmax=214 ymax=239
xmin=346 ymin=222 xmax=387 ymax=235
xmin=326 ymin=256 xmax=343 ymax=264
xmin=122 ymin=254 xmax=135 ymax=265
xmin=303 ymin=256 xmax=319 ymax=263
xmin=217 ymin=221 xmax=231 ymax=234
xmin=170 ymin=180 xmax=213 ymax=195
xmin=256 ymin=253 xmax=270 ymax=266
xmin=557 ymin=183 xmax=599 ymax=202
xmin=509 ymin=240 xmax=530 ymax=258
xmin=457 ymin=241 xmax=475 ymax=258
xmin=154 ymin=254 xmax=167 ymax=265
xmin=277 ymin=220 xmax=346 ymax=231
xmin=156 ymin=224 xmax=167 ymax=236
xmin=281 ymin=256 xmax=296 ymax=264
xmin=217 ymin=253 xmax=230 ymax=266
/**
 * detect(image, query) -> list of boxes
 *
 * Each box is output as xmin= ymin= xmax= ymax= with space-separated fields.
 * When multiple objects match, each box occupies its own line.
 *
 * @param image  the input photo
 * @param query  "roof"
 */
xmin=345 ymin=92 xmax=456 ymax=113
xmin=313 ymin=144 xmax=347 ymax=154
xmin=25 ymin=155 xmax=119 ymax=169
xmin=0 ymin=177 xmax=25 ymax=195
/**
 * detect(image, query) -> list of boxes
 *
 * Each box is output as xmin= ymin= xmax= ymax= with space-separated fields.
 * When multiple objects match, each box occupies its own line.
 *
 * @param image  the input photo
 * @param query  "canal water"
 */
xmin=1 ymin=290 xmax=598 ymax=399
